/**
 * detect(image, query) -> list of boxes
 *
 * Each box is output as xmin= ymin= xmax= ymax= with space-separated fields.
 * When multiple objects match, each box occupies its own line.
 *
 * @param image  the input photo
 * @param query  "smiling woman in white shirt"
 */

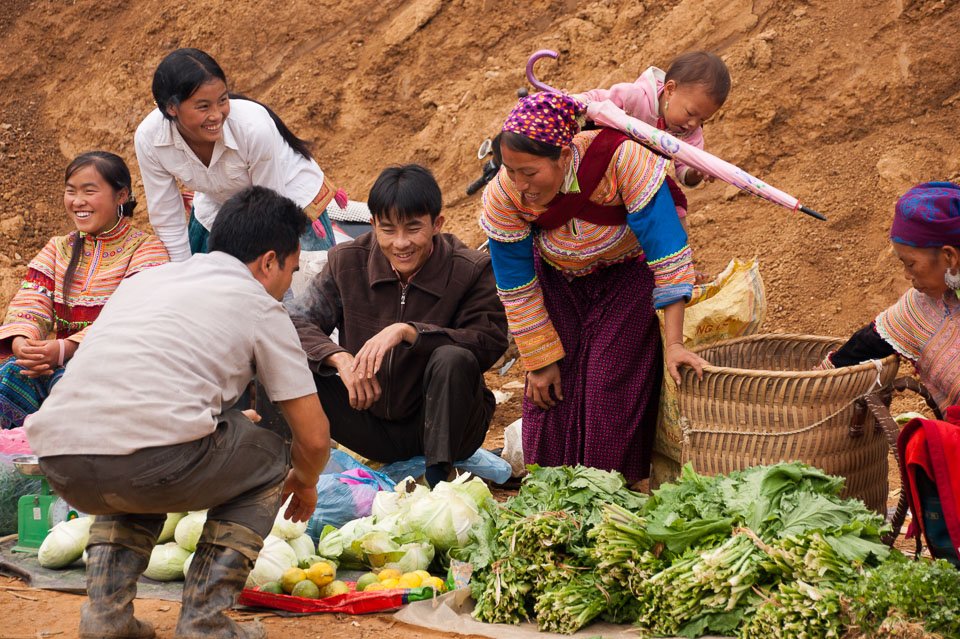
xmin=135 ymin=48 xmax=345 ymax=262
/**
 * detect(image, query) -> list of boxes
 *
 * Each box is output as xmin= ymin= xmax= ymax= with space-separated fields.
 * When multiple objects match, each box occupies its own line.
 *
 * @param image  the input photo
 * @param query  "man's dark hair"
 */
xmin=208 ymin=186 xmax=307 ymax=266
xmin=368 ymin=164 xmax=442 ymax=223
xmin=664 ymin=51 xmax=731 ymax=105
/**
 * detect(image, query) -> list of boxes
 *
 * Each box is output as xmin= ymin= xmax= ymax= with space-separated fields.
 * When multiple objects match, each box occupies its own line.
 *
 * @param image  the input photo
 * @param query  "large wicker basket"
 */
xmin=675 ymin=334 xmax=899 ymax=513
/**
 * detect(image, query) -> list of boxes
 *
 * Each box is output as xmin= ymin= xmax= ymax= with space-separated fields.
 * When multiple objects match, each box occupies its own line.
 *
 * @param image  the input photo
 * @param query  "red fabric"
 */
xmin=897 ymin=411 xmax=960 ymax=555
xmin=535 ymin=128 xmax=631 ymax=230
xmin=237 ymin=581 xmax=430 ymax=615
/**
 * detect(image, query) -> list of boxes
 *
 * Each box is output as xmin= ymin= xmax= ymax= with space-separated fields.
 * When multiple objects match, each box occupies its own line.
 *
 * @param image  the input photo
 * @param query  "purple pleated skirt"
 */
xmin=522 ymin=251 xmax=662 ymax=483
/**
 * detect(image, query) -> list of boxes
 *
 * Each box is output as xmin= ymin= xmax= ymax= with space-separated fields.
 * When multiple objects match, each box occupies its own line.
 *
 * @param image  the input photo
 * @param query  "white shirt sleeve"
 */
xmin=135 ymin=122 xmax=192 ymax=262
xmin=253 ymin=303 xmax=318 ymax=402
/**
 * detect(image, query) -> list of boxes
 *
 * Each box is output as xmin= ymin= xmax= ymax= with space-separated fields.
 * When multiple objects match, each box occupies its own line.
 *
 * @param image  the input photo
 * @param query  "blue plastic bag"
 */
xmin=378 ymin=448 xmax=512 ymax=485
xmin=306 ymin=451 xmax=395 ymax=542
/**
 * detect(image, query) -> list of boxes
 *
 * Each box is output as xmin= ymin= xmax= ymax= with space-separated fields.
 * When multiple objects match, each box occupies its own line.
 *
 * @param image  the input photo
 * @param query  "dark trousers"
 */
xmin=260 ymin=345 xmax=494 ymax=468
xmin=39 ymin=410 xmax=289 ymax=560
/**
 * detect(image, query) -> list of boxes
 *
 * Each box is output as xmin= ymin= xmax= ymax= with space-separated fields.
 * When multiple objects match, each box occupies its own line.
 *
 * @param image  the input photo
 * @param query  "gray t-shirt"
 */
xmin=26 ymin=251 xmax=317 ymax=457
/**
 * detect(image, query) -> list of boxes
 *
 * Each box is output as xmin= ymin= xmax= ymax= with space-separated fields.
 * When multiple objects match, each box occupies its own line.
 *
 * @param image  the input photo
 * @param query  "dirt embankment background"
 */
xmin=1 ymin=0 xmax=959 ymax=338
xmin=1 ymin=2 xmax=959 ymax=636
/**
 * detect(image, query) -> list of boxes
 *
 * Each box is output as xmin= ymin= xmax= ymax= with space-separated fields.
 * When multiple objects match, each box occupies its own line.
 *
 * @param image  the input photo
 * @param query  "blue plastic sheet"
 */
xmin=306 ymin=450 xmax=395 ymax=543
xmin=378 ymin=448 xmax=512 ymax=486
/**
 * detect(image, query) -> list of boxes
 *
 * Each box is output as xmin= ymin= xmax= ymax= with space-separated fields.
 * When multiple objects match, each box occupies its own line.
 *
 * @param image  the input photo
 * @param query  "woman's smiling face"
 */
xmin=499 ymin=144 xmax=572 ymax=208
xmin=63 ymin=164 xmax=127 ymax=235
xmin=166 ymin=78 xmax=230 ymax=148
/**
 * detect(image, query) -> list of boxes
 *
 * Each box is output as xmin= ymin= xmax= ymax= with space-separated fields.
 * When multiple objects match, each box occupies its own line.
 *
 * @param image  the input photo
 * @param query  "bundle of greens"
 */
xmin=739 ymin=581 xmax=843 ymax=639
xmin=839 ymin=554 xmax=960 ymax=638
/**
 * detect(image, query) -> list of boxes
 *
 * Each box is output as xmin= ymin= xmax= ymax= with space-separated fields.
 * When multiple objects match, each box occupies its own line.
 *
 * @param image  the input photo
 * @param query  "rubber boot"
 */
xmin=174 ymin=543 xmax=266 ymax=639
xmin=78 ymin=544 xmax=155 ymax=639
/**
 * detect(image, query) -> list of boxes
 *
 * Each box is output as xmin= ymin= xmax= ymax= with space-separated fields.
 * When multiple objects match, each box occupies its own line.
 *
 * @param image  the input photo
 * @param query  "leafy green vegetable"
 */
xmin=840 ymin=554 xmax=960 ymax=637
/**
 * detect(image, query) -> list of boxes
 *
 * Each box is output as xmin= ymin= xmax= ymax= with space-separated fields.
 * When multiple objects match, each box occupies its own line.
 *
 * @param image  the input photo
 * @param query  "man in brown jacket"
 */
xmin=283 ymin=164 xmax=509 ymax=486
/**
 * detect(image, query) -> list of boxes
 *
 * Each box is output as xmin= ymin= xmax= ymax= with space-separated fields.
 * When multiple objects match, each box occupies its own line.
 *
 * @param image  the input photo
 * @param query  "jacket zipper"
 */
xmin=383 ymin=282 xmax=409 ymax=420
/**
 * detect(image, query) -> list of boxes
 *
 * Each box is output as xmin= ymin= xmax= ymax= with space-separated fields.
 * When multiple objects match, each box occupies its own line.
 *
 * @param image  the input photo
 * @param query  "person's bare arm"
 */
xmin=276 ymin=393 xmax=331 ymax=522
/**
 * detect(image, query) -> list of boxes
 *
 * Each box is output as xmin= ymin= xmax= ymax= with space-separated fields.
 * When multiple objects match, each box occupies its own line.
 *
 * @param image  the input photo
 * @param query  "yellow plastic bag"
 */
xmin=651 ymin=258 xmax=766 ymax=488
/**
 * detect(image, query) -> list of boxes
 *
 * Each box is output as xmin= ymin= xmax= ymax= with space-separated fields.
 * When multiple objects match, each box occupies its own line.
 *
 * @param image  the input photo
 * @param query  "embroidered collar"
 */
xmin=77 ymin=218 xmax=130 ymax=242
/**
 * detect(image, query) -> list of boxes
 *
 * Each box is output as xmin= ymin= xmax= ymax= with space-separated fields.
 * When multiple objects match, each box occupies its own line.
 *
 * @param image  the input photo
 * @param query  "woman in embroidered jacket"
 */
xmin=480 ymin=93 xmax=706 ymax=482
xmin=0 ymin=152 xmax=169 ymax=429
xmin=819 ymin=182 xmax=960 ymax=413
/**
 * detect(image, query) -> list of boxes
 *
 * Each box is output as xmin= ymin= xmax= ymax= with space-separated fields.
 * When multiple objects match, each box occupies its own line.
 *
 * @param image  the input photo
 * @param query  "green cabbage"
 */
xmin=245 ymin=534 xmax=298 ymax=588
xmin=383 ymin=541 xmax=435 ymax=573
xmin=158 ymin=512 xmax=187 ymax=543
xmin=144 ymin=542 xmax=191 ymax=581
xmin=317 ymin=516 xmax=375 ymax=569
xmin=38 ymin=516 xmax=93 ymax=568
xmin=174 ymin=511 xmax=207 ymax=552
xmin=183 ymin=551 xmax=194 ymax=577
xmin=271 ymin=495 xmax=308 ymax=540
xmin=405 ymin=490 xmax=479 ymax=551
xmin=287 ymin=533 xmax=316 ymax=560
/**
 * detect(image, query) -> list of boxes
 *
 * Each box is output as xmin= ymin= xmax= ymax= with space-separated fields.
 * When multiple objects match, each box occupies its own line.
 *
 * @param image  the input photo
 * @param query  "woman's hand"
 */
xmin=664 ymin=342 xmax=708 ymax=385
xmin=526 ymin=362 xmax=563 ymax=410
xmin=12 ymin=337 xmax=61 ymax=378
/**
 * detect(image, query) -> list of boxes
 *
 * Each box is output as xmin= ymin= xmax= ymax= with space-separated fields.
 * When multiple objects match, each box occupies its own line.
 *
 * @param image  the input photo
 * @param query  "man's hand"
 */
xmin=352 ymin=323 xmax=417 ymax=380
xmin=325 ymin=352 xmax=381 ymax=410
xmin=12 ymin=337 xmax=62 ymax=378
xmin=281 ymin=468 xmax=318 ymax=522
xmin=526 ymin=362 xmax=563 ymax=410
xmin=664 ymin=342 xmax=708 ymax=385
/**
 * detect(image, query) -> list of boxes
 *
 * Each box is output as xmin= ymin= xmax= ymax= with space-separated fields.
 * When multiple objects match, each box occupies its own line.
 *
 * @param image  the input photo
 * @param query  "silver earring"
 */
xmin=117 ymin=204 xmax=123 ymax=219
xmin=945 ymin=268 xmax=960 ymax=290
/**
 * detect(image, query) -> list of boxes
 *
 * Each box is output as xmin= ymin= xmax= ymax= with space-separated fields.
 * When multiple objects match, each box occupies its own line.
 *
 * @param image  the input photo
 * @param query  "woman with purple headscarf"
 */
xmin=819 ymin=182 xmax=960 ymax=411
xmin=480 ymin=92 xmax=706 ymax=483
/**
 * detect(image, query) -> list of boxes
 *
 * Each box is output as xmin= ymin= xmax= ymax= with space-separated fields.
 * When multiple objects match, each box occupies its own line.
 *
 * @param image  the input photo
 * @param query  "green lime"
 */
xmin=259 ymin=581 xmax=284 ymax=594
xmin=291 ymin=579 xmax=320 ymax=599
xmin=355 ymin=572 xmax=380 ymax=592
xmin=320 ymin=580 xmax=350 ymax=598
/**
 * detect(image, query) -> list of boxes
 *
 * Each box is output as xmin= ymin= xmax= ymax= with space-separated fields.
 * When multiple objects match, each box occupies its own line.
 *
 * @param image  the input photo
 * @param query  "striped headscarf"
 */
xmin=502 ymin=92 xmax=586 ymax=148
xmin=890 ymin=182 xmax=960 ymax=247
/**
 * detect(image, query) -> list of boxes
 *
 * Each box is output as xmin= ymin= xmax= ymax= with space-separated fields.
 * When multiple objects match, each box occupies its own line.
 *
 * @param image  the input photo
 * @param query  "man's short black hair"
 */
xmin=208 ymin=186 xmax=308 ymax=265
xmin=368 ymin=164 xmax=442 ymax=223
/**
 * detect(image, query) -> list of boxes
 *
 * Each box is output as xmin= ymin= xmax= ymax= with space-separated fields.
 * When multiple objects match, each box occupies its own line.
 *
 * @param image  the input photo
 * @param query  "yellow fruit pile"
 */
xmin=260 ymin=561 xmax=347 ymax=600
xmin=358 ymin=568 xmax=448 ymax=593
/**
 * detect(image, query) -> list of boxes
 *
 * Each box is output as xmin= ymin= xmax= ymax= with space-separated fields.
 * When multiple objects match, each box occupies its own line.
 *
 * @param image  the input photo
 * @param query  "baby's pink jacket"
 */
xmin=581 ymin=66 xmax=705 ymax=187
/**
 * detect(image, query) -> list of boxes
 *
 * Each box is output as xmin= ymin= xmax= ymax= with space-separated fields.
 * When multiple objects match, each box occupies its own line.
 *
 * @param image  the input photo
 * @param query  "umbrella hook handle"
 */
xmin=526 ymin=50 xmax=560 ymax=93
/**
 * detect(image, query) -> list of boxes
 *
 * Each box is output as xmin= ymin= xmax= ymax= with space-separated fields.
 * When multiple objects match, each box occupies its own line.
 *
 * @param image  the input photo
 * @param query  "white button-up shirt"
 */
xmin=135 ymin=99 xmax=325 ymax=261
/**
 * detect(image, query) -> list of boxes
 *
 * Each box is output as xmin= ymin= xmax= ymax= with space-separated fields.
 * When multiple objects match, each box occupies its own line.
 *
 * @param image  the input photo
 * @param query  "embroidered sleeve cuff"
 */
xmin=497 ymin=277 xmax=565 ymax=370
xmin=649 ymin=245 xmax=695 ymax=308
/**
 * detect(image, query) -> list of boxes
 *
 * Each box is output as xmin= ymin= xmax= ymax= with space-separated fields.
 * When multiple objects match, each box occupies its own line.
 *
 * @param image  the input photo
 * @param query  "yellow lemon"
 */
xmin=305 ymin=560 xmax=336 ymax=588
xmin=280 ymin=567 xmax=307 ymax=594
xmin=363 ymin=582 xmax=385 ymax=591
xmin=422 ymin=576 xmax=447 ymax=593
xmin=397 ymin=573 xmax=422 ymax=588
xmin=414 ymin=569 xmax=432 ymax=582
xmin=377 ymin=568 xmax=401 ymax=582
xmin=379 ymin=577 xmax=399 ymax=589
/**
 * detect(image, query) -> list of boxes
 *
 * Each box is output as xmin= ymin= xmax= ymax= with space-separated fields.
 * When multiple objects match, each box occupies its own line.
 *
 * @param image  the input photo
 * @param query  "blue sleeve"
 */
xmin=488 ymin=234 xmax=536 ymax=290
xmin=625 ymin=181 xmax=688 ymax=263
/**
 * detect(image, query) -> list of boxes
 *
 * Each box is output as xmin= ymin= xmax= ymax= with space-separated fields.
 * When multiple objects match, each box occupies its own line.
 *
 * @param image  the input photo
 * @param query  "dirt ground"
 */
xmin=1 ymin=0 xmax=959 ymax=635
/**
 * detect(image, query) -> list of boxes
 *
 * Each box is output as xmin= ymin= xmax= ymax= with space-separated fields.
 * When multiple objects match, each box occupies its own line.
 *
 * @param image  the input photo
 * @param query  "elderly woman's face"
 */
xmin=500 ymin=145 xmax=573 ymax=208
xmin=893 ymin=243 xmax=952 ymax=299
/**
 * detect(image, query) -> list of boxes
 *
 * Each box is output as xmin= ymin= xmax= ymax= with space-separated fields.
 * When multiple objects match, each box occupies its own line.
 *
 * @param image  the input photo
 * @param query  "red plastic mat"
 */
xmin=238 ymin=581 xmax=437 ymax=615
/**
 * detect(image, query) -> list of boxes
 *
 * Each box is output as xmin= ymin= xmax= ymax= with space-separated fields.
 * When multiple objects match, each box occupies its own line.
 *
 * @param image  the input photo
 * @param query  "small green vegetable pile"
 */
xmin=457 ymin=462 xmax=960 ymax=638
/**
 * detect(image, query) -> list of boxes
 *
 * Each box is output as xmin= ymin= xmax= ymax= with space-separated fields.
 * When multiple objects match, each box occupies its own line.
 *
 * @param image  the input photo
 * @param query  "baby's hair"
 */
xmin=664 ymin=51 xmax=731 ymax=105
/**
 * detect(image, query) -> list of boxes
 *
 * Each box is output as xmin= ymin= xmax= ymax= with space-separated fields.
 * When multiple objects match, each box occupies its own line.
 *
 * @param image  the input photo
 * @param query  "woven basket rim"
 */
xmin=687 ymin=333 xmax=898 ymax=380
